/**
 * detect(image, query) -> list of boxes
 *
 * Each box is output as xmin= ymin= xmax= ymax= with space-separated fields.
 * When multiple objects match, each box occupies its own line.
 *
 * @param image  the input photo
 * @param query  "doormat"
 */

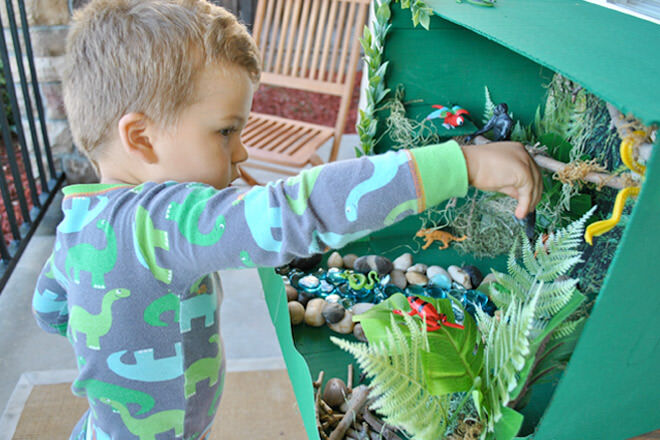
xmin=1 ymin=359 xmax=307 ymax=440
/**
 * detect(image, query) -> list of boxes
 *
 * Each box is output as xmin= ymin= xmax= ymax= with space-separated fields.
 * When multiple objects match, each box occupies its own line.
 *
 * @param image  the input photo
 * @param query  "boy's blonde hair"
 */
xmin=62 ymin=0 xmax=261 ymax=162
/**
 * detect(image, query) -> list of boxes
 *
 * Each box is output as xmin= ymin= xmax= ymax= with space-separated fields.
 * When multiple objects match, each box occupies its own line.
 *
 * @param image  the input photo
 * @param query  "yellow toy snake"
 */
xmin=584 ymin=130 xmax=647 ymax=245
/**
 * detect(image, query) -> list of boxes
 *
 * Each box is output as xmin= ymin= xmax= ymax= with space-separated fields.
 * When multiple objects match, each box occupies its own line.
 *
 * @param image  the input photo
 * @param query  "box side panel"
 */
xmin=536 ymin=142 xmax=660 ymax=440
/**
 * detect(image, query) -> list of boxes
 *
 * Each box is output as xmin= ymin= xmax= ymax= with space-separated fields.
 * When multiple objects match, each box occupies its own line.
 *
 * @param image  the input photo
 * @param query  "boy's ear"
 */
xmin=117 ymin=113 xmax=158 ymax=164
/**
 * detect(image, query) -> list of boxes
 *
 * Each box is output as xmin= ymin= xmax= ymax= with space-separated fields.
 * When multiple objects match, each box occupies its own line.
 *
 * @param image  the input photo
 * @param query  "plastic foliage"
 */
xmin=357 ymin=0 xmax=434 ymax=156
xmin=474 ymin=207 xmax=594 ymax=438
xmin=331 ymin=312 xmax=452 ymax=440
xmin=333 ymin=293 xmax=482 ymax=440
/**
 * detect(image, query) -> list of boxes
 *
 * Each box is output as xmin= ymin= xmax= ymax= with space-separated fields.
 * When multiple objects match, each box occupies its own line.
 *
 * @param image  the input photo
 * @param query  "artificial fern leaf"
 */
xmin=483 ymin=86 xmax=496 ymax=124
xmin=552 ymin=317 xmax=585 ymax=340
xmin=331 ymin=314 xmax=450 ymax=440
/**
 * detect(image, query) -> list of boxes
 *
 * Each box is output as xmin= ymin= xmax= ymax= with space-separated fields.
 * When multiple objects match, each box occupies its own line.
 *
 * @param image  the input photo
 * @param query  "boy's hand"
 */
xmin=461 ymin=142 xmax=542 ymax=219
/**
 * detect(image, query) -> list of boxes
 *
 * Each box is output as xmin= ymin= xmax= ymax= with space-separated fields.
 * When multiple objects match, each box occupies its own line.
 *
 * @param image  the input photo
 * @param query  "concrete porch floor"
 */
xmin=0 ymin=134 xmax=361 ymax=412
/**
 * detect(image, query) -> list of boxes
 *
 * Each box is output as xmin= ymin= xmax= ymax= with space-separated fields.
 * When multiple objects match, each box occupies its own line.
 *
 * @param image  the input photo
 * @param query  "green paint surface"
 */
xmin=262 ymin=2 xmax=660 ymax=438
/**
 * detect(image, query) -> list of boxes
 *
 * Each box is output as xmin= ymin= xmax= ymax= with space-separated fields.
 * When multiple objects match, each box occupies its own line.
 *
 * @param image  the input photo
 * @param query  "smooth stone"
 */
xmin=328 ymin=310 xmax=354 ymax=334
xmin=290 ymin=254 xmax=323 ymax=271
xmin=463 ymin=265 xmax=484 ymax=288
xmin=448 ymin=265 xmax=472 ymax=289
xmin=353 ymin=255 xmax=393 ymax=276
xmin=288 ymin=301 xmax=305 ymax=325
xmin=392 ymin=253 xmax=413 ymax=271
xmin=327 ymin=251 xmax=344 ymax=268
xmin=297 ymin=291 xmax=314 ymax=307
xmin=477 ymin=273 xmax=498 ymax=295
xmin=407 ymin=263 xmax=428 ymax=274
xmin=325 ymin=293 xmax=342 ymax=303
xmin=285 ymin=284 xmax=298 ymax=302
xmin=353 ymin=323 xmax=368 ymax=342
xmin=342 ymin=254 xmax=359 ymax=270
xmin=322 ymin=302 xmax=346 ymax=324
xmin=323 ymin=378 xmax=349 ymax=408
xmin=351 ymin=302 xmax=374 ymax=316
xmin=405 ymin=271 xmax=428 ymax=286
xmin=426 ymin=265 xmax=450 ymax=280
xmin=429 ymin=273 xmax=452 ymax=290
xmin=304 ymin=298 xmax=326 ymax=327
xmin=389 ymin=269 xmax=408 ymax=290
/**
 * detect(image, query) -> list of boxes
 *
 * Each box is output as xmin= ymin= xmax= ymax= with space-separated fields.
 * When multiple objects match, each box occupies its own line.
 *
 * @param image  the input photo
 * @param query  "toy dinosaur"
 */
xmin=415 ymin=228 xmax=467 ymax=250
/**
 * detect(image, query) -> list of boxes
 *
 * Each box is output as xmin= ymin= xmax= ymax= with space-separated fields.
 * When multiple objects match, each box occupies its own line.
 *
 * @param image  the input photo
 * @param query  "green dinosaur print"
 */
xmin=184 ymin=334 xmax=222 ymax=398
xmin=207 ymin=370 xmax=225 ymax=417
xmin=134 ymin=205 xmax=172 ymax=284
xmin=285 ymin=166 xmax=323 ymax=215
xmin=65 ymin=220 xmax=117 ymax=289
xmin=166 ymin=187 xmax=226 ymax=246
xmin=68 ymin=288 xmax=130 ymax=350
xmin=100 ymin=398 xmax=184 ymax=440
xmin=73 ymin=378 xmax=155 ymax=416
xmin=143 ymin=293 xmax=180 ymax=327
xmin=384 ymin=199 xmax=418 ymax=226
xmin=239 ymin=250 xmax=255 ymax=267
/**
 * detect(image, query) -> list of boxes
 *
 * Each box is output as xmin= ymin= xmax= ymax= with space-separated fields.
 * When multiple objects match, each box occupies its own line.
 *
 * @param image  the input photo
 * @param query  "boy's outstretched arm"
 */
xmin=130 ymin=140 xmax=540 ymax=287
xmin=32 ymin=253 xmax=69 ymax=336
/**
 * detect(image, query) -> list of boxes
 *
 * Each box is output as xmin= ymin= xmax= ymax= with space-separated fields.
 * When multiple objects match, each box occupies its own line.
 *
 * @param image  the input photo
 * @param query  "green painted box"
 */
xmin=259 ymin=1 xmax=660 ymax=439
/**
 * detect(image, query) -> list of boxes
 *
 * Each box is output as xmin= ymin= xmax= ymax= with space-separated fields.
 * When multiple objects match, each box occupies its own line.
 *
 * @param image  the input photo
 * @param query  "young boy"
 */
xmin=31 ymin=0 xmax=542 ymax=439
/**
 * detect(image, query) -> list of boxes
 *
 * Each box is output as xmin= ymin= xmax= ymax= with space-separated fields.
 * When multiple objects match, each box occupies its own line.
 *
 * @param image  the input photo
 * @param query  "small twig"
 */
xmin=329 ymin=386 xmax=370 ymax=440
xmin=347 ymin=364 xmax=354 ymax=393
xmin=363 ymin=409 xmax=401 ymax=440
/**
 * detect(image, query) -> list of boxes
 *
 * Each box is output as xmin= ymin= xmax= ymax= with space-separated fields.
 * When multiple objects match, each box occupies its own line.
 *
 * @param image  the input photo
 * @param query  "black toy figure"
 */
xmin=466 ymin=103 xmax=514 ymax=142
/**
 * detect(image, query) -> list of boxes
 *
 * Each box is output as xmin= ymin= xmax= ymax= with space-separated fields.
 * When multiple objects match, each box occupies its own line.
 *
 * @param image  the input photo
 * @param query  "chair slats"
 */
xmin=260 ymin=0 xmax=276 ymax=70
xmin=317 ymin=0 xmax=339 ymax=81
xmin=274 ymin=127 xmax=313 ymax=154
xmin=273 ymin=0 xmax=294 ymax=74
xmin=265 ymin=0 xmax=284 ymax=72
xmin=328 ymin=0 xmax=349 ymax=83
xmin=308 ymin=0 xmax=330 ymax=81
xmin=299 ymin=0 xmax=320 ymax=79
xmin=266 ymin=126 xmax=304 ymax=151
xmin=282 ymin=0 xmax=303 ymax=76
xmin=260 ymin=72 xmax=344 ymax=95
xmin=242 ymin=119 xmax=279 ymax=143
xmin=336 ymin=1 xmax=357 ymax=85
xmin=288 ymin=0 xmax=310 ymax=77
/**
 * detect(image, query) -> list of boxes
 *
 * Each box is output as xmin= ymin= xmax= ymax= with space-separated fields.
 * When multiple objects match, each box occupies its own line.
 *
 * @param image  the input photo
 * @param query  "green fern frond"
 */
xmin=483 ymin=86 xmax=496 ymax=124
xmin=552 ymin=317 xmax=585 ymax=340
xmin=331 ymin=314 xmax=449 ymax=440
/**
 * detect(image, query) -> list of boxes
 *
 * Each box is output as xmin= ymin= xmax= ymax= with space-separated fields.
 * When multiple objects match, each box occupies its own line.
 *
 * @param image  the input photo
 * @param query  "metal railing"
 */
xmin=0 ymin=0 xmax=66 ymax=292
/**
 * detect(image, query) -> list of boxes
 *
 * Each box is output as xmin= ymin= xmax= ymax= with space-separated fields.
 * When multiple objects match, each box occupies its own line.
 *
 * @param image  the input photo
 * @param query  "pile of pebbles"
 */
xmin=284 ymin=251 xmax=497 ymax=338
xmin=314 ymin=367 xmax=405 ymax=440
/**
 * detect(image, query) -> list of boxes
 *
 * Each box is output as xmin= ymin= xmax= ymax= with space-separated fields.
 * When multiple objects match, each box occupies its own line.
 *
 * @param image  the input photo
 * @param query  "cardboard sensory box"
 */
xmin=258 ymin=1 xmax=660 ymax=439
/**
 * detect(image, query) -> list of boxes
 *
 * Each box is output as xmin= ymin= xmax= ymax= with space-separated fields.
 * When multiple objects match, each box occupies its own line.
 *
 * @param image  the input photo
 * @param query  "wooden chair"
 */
xmin=240 ymin=0 xmax=369 ymax=184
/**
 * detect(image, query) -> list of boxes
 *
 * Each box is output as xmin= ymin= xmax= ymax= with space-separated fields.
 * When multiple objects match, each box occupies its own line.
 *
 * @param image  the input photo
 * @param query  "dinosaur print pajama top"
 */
xmin=31 ymin=142 xmax=467 ymax=440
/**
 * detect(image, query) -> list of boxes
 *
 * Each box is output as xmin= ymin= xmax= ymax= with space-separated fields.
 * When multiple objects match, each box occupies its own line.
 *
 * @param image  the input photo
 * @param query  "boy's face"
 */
xmin=149 ymin=63 xmax=254 ymax=189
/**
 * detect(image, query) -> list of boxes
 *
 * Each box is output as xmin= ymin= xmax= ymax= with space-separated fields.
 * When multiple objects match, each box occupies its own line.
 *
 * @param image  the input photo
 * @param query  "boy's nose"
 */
xmin=232 ymin=139 xmax=249 ymax=164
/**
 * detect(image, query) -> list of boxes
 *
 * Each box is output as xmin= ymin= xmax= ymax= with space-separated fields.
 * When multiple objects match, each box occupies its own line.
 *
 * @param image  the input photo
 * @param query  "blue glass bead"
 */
xmin=317 ymin=279 xmax=336 ymax=297
xmin=340 ymin=296 xmax=356 ymax=309
xmin=426 ymin=286 xmax=448 ymax=299
xmin=288 ymin=270 xmax=305 ymax=289
xmin=405 ymin=285 xmax=425 ymax=297
xmin=384 ymin=284 xmax=403 ymax=297
xmin=354 ymin=289 xmax=375 ymax=303
xmin=327 ymin=267 xmax=348 ymax=285
xmin=429 ymin=273 xmax=452 ymax=290
xmin=451 ymin=302 xmax=465 ymax=325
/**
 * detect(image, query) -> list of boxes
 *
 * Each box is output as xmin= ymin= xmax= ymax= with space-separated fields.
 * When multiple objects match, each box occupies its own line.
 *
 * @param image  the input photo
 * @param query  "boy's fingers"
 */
xmin=515 ymin=184 xmax=533 ymax=219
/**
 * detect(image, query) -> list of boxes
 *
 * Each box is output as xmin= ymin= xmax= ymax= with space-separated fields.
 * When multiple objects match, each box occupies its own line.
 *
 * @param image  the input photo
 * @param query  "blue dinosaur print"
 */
xmin=345 ymin=152 xmax=409 ymax=222
xmin=242 ymin=186 xmax=282 ymax=253
xmin=32 ymin=287 xmax=68 ymax=315
xmin=94 ymin=424 xmax=111 ymax=440
xmin=107 ymin=343 xmax=183 ymax=382
xmin=58 ymin=196 xmax=109 ymax=233
xmin=180 ymin=292 xmax=217 ymax=333
xmin=308 ymin=228 xmax=373 ymax=254
xmin=48 ymin=250 xmax=70 ymax=289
